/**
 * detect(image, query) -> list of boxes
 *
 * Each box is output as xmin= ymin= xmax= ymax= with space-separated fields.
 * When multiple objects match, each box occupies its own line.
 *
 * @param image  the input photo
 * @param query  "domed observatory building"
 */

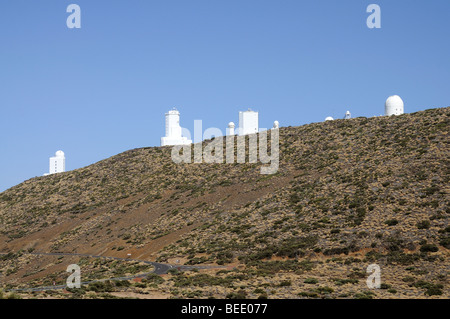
xmin=385 ymin=95 xmax=404 ymax=116
xmin=49 ymin=150 xmax=65 ymax=174
xmin=160 ymin=108 xmax=192 ymax=146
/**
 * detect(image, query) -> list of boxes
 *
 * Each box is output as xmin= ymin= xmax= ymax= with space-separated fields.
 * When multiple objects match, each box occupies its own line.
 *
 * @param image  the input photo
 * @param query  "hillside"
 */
xmin=0 ymin=107 xmax=449 ymax=299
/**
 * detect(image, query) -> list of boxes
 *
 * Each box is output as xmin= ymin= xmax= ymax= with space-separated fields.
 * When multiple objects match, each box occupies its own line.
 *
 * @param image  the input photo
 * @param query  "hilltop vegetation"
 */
xmin=0 ymin=107 xmax=448 ymax=299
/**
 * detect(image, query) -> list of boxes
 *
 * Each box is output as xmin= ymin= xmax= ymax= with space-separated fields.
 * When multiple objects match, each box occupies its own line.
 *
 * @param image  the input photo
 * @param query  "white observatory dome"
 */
xmin=273 ymin=121 xmax=279 ymax=129
xmin=55 ymin=150 xmax=65 ymax=157
xmin=167 ymin=107 xmax=180 ymax=115
xmin=228 ymin=122 xmax=235 ymax=128
xmin=325 ymin=116 xmax=334 ymax=121
xmin=385 ymin=95 xmax=404 ymax=116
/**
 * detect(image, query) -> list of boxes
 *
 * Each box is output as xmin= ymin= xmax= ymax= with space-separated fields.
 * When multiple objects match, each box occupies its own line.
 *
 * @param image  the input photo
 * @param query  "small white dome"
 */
xmin=228 ymin=122 xmax=235 ymax=128
xmin=325 ymin=116 xmax=334 ymax=121
xmin=273 ymin=121 xmax=279 ymax=128
xmin=55 ymin=150 xmax=65 ymax=157
xmin=385 ymin=95 xmax=404 ymax=116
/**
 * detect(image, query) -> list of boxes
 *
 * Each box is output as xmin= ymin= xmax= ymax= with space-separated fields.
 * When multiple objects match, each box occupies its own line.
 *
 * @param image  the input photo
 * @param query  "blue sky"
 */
xmin=0 ymin=0 xmax=449 ymax=192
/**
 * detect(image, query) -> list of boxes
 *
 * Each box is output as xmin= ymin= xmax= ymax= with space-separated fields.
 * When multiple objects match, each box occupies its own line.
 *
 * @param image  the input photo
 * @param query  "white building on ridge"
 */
xmin=160 ymin=108 xmax=192 ymax=146
xmin=227 ymin=122 xmax=235 ymax=136
xmin=344 ymin=111 xmax=351 ymax=119
xmin=385 ymin=95 xmax=404 ymax=116
xmin=49 ymin=150 xmax=65 ymax=175
xmin=238 ymin=109 xmax=259 ymax=136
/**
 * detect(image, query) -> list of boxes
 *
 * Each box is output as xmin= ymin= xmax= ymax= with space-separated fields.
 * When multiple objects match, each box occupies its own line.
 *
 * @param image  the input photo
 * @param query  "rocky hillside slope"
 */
xmin=0 ymin=107 xmax=448 ymax=298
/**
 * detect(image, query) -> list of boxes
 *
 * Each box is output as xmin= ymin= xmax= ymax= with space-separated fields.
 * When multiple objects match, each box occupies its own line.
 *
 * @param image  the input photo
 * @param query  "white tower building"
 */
xmin=160 ymin=108 xmax=192 ymax=146
xmin=273 ymin=121 xmax=279 ymax=129
xmin=238 ymin=109 xmax=258 ymax=136
xmin=385 ymin=95 xmax=404 ymax=116
xmin=344 ymin=111 xmax=351 ymax=119
xmin=227 ymin=122 xmax=235 ymax=136
xmin=49 ymin=150 xmax=65 ymax=174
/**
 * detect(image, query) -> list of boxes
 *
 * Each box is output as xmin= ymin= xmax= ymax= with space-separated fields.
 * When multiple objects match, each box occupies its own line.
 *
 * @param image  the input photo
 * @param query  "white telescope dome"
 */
xmin=385 ymin=95 xmax=404 ymax=116
xmin=55 ymin=150 xmax=65 ymax=157
xmin=325 ymin=116 xmax=334 ymax=121
xmin=273 ymin=120 xmax=279 ymax=129
xmin=228 ymin=122 xmax=235 ymax=128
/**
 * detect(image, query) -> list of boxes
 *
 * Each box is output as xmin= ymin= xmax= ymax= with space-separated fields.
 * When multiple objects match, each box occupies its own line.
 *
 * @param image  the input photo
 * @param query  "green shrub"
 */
xmin=216 ymin=251 xmax=233 ymax=265
xmin=314 ymin=286 xmax=334 ymax=294
xmin=0 ymin=289 xmax=21 ymax=299
xmin=380 ymin=283 xmax=391 ymax=289
xmin=384 ymin=219 xmax=398 ymax=226
xmin=425 ymin=285 xmax=443 ymax=296
xmin=146 ymin=273 xmax=165 ymax=285
xmin=87 ymin=280 xmax=114 ymax=293
xmin=298 ymin=291 xmax=318 ymax=298
xmin=278 ymin=280 xmax=292 ymax=287
xmin=416 ymin=220 xmax=431 ymax=230
xmin=168 ymin=268 xmax=181 ymax=275
xmin=413 ymin=281 xmax=443 ymax=296
xmin=246 ymin=259 xmax=314 ymax=275
xmin=172 ymin=273 xmax=230 ymax=288
xmin=115 ymin=280 xmax=131 ymax=287
xmin=354 ymin=291 xmax=375 ymax=299
xmin=304 ymin=278 xmax=318 ymax=284
xmin=387 ymin=252 xmax=420 ymax=265
xmin=333 ymin=278 xmax=359 ymax=286
xmin=419 ymin=244 xmax=438 ymax=253
xmin=424 ymin=185 xmax=440 ymax=195
xmin=439 ymin=235 xmax=450 ymax=249
xmin=387 ymin=288 xmax=397 ymax=294
xmin=226 ymin=290 xmax=247 ymax=299
xmin=402 ymin=276 xmax=415 ymax=283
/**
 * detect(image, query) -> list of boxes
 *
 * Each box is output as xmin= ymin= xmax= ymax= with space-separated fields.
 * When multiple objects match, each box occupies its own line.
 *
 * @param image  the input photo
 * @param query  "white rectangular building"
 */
xmin=49 ymin=150 xmax=65 ymax=174
xmin=238 ymin=109 xmax=259 ymax=136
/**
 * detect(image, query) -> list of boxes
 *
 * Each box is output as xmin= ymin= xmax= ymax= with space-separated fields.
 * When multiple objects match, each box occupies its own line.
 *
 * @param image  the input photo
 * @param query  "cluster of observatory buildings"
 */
xmin=160 ymin=107 xmax=275 ymax=147
xmin=45 ymin=95 xmax=405 ymax=174
xmin=159 ymin=94 xmax=405 ymax=147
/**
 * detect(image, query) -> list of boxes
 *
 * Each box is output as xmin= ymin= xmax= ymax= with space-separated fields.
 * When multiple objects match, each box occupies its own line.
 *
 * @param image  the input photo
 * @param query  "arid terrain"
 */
xmin=0 ymin=107 xmax=448 ymax=299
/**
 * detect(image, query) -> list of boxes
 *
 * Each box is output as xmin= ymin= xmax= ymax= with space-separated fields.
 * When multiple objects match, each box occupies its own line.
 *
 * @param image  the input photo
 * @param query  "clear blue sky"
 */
xmin=0 ymin=0 xmax=449 ymax=192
